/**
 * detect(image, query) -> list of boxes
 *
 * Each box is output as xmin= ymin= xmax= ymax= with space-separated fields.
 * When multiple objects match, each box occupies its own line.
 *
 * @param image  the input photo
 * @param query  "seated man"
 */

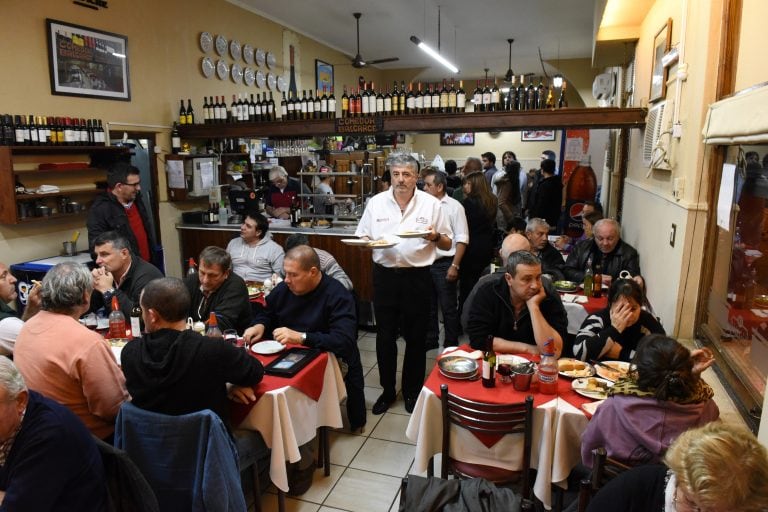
xmin=121 ymin=277 xmax=264 ymax=425
xmin=227 ymin=211 xmax=284 ymax=283
xmin=14 ymin=262 xmax=128 ymax=440
xmin=285 ymin=233 xmax=353 ymax=291
xmin=0 ymin=262 xmax=41 ymax=356
xmin=244 ymin=246 xmax=366 ymax=431
xmin=89 ymin=231 xmax=164 ymax=320
xmin=184 ymin=246 xmax=251 ymax=333
xmin=526 ymin=218 xmax=565 ymax=280
xmin=0 ymin=357 xmax=108 ymax=511
xmin=564 ymin=218 xmax=641 ymax=285
xmin=467 ymin=251 xmax=567 ymax=356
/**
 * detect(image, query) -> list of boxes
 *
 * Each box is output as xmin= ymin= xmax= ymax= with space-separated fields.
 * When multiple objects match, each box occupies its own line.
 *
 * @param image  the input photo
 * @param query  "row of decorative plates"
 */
xmin=201 ymin=57 xmax=287 ymax=90
xmin=200 ymin=32 xmax=277 ymax=68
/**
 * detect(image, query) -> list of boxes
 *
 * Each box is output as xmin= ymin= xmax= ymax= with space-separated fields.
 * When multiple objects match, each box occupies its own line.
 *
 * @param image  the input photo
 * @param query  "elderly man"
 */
xmin=423 ymin=168 xmax=469 ymax=349
xmin=122 ymin=278 xmax=264 ymax=425
xmin=87 ymin=161 xmax=156 ymax=263
xmin=90 ymin=231 xmax=163 ymax=321
xmin=0 ymin=263 xmax=41 ymax=356
xmin=264 ymin=166 xmax=310 ymax=219
xmin=285 ymin=233 xmax=353 ymax=290
xmin=467 ymin=251 xmax=567 ymax=356
xmin=0 ymin=357 xmax=108 ymax=510
xmin=526 ymin=218 xmax=565 ymax=280
xmin=244 ymin=246 xmax=366 ymax=431
xmin=356 ymin=153 xmax=452 ymax=414
xmin=227 ymin=211 xmax=284 ymax=283
xmin=564 ymin=218 xmax=641 ymax=285
xmin=184 ymin=246 xmax=251 ymax=333
xmin=14 ymin=262 xmax=128 ymax=440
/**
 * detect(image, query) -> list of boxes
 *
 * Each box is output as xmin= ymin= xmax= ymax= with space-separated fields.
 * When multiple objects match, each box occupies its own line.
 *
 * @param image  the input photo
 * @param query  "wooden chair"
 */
xmin=439 ymin=383 xmax=534 ymax=500
xmin=577 ymin=447 xmax=633 ymax=512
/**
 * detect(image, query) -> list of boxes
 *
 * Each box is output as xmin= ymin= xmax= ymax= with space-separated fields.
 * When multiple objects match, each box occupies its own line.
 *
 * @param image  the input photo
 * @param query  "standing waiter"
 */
xmin=355 ymin=153 xmax=452 ymax=414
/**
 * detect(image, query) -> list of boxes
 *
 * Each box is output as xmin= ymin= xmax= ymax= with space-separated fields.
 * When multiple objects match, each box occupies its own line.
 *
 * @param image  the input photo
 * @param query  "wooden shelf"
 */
xmin=6 ymin=145 xmax=126 ymax=154
xmin=14 ymin=167 xmax=101 ymax=174
xmin=17 ymin=211 xmax=86 ymax=223
xmin=178 ymin=107 xmax=647 ymax=139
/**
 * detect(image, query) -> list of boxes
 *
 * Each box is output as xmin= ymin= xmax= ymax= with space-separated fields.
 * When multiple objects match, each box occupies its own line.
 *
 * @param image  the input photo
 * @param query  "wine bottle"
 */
xmin=558 ymin=81 xmax=568 ymax=108
xmin=313 ymin=89 xmax=321 ymax=119
xmin=28 ymin=115 xmax=38 ymax=145
xmin=376 ymin=83 xmax=385 ymax=115
xmin=593 ymin=262 xmax=603 ymax=298
xmin=184 ymin=99 xmax=193 ymax=124
xmin=171 ymin=122 xmax=181 ymax=154
xmin=583 ymin=258 xmax=593 ymax=298
xmin=129 ymin=303 xmax=142 ymax=339
xmin=108 ymin=296 xmax=126 ymax=340
xmin=414 ymin=82 xmax=423 ymax=113
xmin=473 ymin=81 xmax=482 ymax=111
xmin=405 ymin=82 xmax=415 ymax=114
xmin=482 ymin=335 xmax=496 ymax=388
xmin=490 ymin=78 xmax=500 ymax=112
xmin=327 ymin=87 xmax=336 ymax=119
xmin=229 ymin=94 xmax=237 ymax=123
xmin=205 ymin=312 xmax=223 ymax=339
xmin=430 ymin=83 xmax=440 ymax=114
xmin=517 ymin=75 xmax=527 ymax=111
xmin=306 ymin=90 xmax=315 ymax=119
xmin=247 ymin=93 xmax=255 ymax=122
xmin=320 ymin=87 xmax=328 ymax=118
xmin=383 ymin=84 xmax=393 ymax=116
xmin=368 ymin=82 xmax=377 ymax=116
xmin=440 ymin=79 xmax=449 ymax=113
xmin=398 ymin=80 xmax=407 ymax=115
xmin=456 ymin=80 xmax=466 ymax=112
xmin=448 ymin=78 xmax=457 ymax=113
xmin=361 ymin=83 xmax=370 ymax=117
xmin=526 ymin=78 xmax=536 ymax=111
xmin=178 ymin=99 xmax=187 ymax=125
xmin=268 ymin=92 xmax=276 ymax=121
xmin=423 ymin=83 xmax=432 ymax=114
xmin=536 ymin=77 xmax=546 ymax=110
xmin=341 ymin=85 xmax=350 ymax=118
xmin=280 ymin=92 xmax=288 ymax=120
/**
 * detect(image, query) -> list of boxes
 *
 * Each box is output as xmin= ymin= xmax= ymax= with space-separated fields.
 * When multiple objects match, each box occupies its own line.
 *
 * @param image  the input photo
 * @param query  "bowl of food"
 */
xmin=755 ymin=295 xmax=768 ymax=308
xmin=553 ymin=280 xmax=578 ymax=293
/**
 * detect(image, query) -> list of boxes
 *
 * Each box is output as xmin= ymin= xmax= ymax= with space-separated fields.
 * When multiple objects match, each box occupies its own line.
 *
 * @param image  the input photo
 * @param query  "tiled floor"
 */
xmin=254 ymin=331 xmax=745 ymax=512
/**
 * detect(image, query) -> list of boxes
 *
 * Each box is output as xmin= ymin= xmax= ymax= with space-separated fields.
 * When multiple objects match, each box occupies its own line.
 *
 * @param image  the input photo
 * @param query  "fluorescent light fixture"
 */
xmin=410 ymin=36 xmax=459 ymax=74
xmin=552 ymin=74 xmax=564 ymax=88
xmin=112 ymin=52 xmax=126 ymax=59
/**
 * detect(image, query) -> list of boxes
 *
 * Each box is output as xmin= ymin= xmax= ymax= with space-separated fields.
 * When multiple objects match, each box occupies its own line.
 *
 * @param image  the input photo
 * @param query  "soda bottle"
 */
xmin=538 ymin=338 xmax=559 ymax=395
xmin=108 ymin=296 xmax=126 ymax=340
xmin=481 ymin=335 xmax=496 ymax=388
xmin=205 ymin=312 xmax=223 ymax=339
xmin=187 ymin=257 xmax=197 ymax=277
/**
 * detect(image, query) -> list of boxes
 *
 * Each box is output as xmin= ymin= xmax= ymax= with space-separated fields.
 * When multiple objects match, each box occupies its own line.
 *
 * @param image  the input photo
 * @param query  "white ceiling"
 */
xmin=230 ymin=0 xmax=599 ymax=82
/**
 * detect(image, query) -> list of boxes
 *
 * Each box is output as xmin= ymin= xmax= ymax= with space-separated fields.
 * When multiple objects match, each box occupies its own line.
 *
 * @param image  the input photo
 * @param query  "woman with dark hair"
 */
xmin=573 ymin=278 xmax=665 ymax=362
xmin=459 ymin=169 xmax=497 ymax=314
xmin=581 ymin=334 xmax=719 ymax=468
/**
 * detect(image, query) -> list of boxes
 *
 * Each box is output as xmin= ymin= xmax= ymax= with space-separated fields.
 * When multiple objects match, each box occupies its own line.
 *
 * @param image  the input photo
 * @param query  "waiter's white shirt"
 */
xmin=435 ymin=195 xmax=469 ymax=259
xmin=356 ymin=188 xmax=452 ymax=268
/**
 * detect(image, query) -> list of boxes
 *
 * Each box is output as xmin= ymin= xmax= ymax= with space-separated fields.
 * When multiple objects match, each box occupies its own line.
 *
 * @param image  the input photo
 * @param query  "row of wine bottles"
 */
xmin=0 ymin=114 xmax=107 ymax=146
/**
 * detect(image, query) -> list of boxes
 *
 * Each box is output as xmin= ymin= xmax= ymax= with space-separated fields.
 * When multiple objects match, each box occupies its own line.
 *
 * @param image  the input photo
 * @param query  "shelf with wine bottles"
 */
xmin=177 ymin=107 xmax=646 ymax=140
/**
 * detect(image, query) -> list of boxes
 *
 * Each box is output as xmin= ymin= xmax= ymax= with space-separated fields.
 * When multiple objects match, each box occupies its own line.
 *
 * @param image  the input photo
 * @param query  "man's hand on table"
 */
xmin=243 ymin=324 xmax=265 ymax=344
xmin=228 ymin=384 xmax=257 ymax=404
xmin=273 ymin=327 xmax=303 ymax=345
xmin=91 ymin=267 xmax=115 ymax=293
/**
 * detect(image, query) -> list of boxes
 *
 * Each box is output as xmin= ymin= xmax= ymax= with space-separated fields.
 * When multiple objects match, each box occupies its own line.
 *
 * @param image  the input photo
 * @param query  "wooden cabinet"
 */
xmin=0 ymin=145 xmax=129 ymax=224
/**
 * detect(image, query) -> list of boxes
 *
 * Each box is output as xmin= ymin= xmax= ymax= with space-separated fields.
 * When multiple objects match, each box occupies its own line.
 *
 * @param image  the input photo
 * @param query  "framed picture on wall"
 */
xmin=440 ymin=132 xmax=474 ymax=146
xmin=649 ymin=18 xmax=672 ymax=103
xmin=521 ymin=130 xmax=556 ymax=142
xmin=46 ymin=18 xmax=131 ymax=101
xmin=315 ymin=59 xmax=333 ymax=94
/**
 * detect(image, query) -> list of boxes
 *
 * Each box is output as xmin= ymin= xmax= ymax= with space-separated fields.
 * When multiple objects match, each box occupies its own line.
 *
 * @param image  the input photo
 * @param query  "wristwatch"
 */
xmin=103 ymin=288 xmax=116 ymax=302
xmin=300 ymin=332 xmax=307 ymax=344
xmin=450 ymin=263 xmax=460 ymax=270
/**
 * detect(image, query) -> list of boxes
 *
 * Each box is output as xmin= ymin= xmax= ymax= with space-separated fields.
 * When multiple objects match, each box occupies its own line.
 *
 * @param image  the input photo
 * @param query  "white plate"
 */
xmin=229 ymin=39 xmax=241 ymax=61
xmin=215 ymin=34 xmax=228 ymax=56
xmin=277 ymin=75 xmax=287 ymax=92
xmin=341 ymin=238 xmax=371 ymax=246
xmin=267 ymin=72 xmax=277 ymax=90
xmin=199 ymin=32 xmax=213 ymax=53
xmin=255 ymin=48 xmax=266 ymax=67
xmin=439 ymin=368 xmax=477 ymax=380
xmin=396 ymin=230 xmax=431 ymax=238
xmin=557 ymin=358 xmax=595 ymax=378
xmin=594 ymin=361 xmax=631 ymax=382
xmin=255 ymin=70 xmax=266 ymax=88
xmin=251 ymin=340 xmax=285 ymax=355
xmin=216 ymin=60 xmax=229 ymax=80
xmin=242 ymin=44 xmax=254 ymax=64
xmin=243 ymin=66 xmax=255 ymax=86
xmin=201 ymin=57 xmax=214 ymax=78
xmin=369 ymin=242 xmax=398 ymax=249
xmin=572 ymin=377 xmax=613 ymax=400
xmin=230 ymin=63 xmax=243 ymax=84
xmin=266 ymin=51 xmax=277 ymax=69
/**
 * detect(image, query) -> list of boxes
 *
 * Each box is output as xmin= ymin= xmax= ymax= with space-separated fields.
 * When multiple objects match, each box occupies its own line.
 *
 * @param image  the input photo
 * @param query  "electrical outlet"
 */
xmin=670 ymin=224 xmax=677 ymax=247
xmin=673 ymin=177 xmax=685 ymax=199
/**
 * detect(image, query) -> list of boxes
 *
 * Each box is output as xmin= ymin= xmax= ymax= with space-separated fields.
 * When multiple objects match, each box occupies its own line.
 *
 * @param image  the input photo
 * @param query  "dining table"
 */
xmin=559 ymin=288 xmax=607 ymax=334
xmin=406 ymin=347 xmax=597 ymax=510
xmin=230 ymin=344 xmax=347 ymax=493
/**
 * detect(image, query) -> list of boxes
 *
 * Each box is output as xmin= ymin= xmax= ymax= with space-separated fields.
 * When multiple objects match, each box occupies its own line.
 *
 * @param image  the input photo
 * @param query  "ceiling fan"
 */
xmin=350 ymin=13 xmax=399 ymax=68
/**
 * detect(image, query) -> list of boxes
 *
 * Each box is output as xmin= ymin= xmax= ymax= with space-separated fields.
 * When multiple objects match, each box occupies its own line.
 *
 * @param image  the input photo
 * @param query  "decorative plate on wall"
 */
xmin=216 ymin=59 xmax=229 ymax=80
xmin=199 ymin=32 xmax=213 ymax=53
xmin=242 ymin=44 xmax=254 ymax=64
xmin=201 ymin=56 xmax=214 ymax=78
xmin=255 ymin=70 xmax=266 ymax=88
xmin=215 ymin=35 xmax=228 ymax=56
xmin=277 ymin=75 xmax=287 ymax=92
xmin=267 ymin=72 xmax=277 ymax=90
xmin=266 ymin=51 xmax=277 ymax=69
xmin=255 ymin=48 xmax=266 ymax=67
xmin=243 ymin=66 xmax=255 ymax=86
xmin=230 ymin=63 xmax=243 ymax=84
xmin=229 ymin=39 xmax=241 ymax=61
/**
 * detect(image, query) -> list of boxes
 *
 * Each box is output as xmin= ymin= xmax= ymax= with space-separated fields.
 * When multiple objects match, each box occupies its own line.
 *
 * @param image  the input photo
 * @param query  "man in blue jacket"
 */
xmin=244 ymin=245 xmax=366 ymax=432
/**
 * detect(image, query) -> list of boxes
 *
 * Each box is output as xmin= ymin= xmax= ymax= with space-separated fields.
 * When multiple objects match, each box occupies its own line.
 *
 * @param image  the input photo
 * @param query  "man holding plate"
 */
xmin=355 ymin=153 xmax=452 ymax=415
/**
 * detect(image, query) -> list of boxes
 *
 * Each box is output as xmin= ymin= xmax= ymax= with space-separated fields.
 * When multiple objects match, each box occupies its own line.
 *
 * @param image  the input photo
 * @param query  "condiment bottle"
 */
xmin=108 ymin=296 xmax=126 ymax=340
xmin=205 ymin=312 xmax=223 ymax=339
xmin=592 ymin=262 xmax=603 ymax=298
xmin=538 ymin=338 xmax=558 ymax=395
xmin=187 ymin=257 xmax=197 ymax=277
xmin=481 ymin=335 xmax=496 ymax=388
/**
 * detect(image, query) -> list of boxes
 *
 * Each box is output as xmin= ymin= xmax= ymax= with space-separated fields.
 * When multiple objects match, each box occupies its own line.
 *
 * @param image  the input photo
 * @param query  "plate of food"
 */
xmin=251 ymin=340 xmax=285 ymax=355
xmin=314 ymin=220 xmax=332 ymax=229
xmin=594 ymin=360 xmax=631 ymax=382
xmin=368 ymin=240 xmax=399 ymax=249
xmin=553 ymin=280 xmax=579 ymax=293
xmin=558 ymin=358 xmax=595 ymax=378
xmin=341 ymin=238 xmax=371 ymax=246
xmin=572 ymin=377 xmax=613 ymax=400
xmin=438 ymin=355 xmax=478 ymax=379
xmin=396 ymin=229 xmax=431 ymax=238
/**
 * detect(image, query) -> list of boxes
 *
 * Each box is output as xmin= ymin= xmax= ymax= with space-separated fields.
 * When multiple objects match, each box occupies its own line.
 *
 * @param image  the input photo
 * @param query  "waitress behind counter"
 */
xmin=264 ymin=166 xmax=311 ymax=219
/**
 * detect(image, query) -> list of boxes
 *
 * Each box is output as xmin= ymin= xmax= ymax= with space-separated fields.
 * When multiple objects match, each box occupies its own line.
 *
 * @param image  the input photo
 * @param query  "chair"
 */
xmin=576 ymin=447 xmax=633 ymax=512
xmin=438 ymin=383 xmax=534 ymax=500
xmin=93 ymin=436 xmax=160 ymax=512
xmin=114 ymin=402 xmax=247 ymax=512
xmin=399 ymin=475 xmax=534 ymax=512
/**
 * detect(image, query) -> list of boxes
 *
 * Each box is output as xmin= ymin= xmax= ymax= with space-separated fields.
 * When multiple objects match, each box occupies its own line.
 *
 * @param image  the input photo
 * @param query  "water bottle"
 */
xmin=538 ymin=338 xmax=558 ymax=395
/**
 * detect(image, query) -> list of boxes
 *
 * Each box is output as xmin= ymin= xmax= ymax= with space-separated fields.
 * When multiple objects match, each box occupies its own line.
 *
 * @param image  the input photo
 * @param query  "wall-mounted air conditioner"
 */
xmin=643 ymin=100 xmax=673 ymax=170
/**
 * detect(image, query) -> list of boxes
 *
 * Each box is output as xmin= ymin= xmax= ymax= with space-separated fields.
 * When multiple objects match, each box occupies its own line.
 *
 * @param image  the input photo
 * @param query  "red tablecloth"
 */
xmin=230 ymin=345 xmax=328 ymax=426
xmin=426 ymin=348 xmax=593 ymax=447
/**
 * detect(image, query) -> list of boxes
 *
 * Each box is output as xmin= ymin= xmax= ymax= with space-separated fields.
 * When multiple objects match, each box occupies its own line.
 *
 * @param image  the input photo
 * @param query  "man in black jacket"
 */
xmin=90 ymin=231 xmax=163 ymax=321
xmin=528 ymin=158 xmax=562 ymax=230
xmin=563 ymin=218 xmax=641 ymax=285
xmin=184 ymin=246 xmax=252 ymax=333
xmin=87 ymin=161 xmax=157 ymax=264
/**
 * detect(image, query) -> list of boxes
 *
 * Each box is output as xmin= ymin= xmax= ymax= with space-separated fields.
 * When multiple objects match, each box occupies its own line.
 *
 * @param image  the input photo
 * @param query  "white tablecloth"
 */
xmin=405 ymin=386 xmax=588 ymax=509
xmin=237 ymin=353 xmax=347 ymax=492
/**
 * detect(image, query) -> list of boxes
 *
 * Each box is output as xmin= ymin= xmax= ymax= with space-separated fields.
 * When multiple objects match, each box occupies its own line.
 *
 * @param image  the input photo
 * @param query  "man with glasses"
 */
xmin=87 ymin=161 xmax=156 ymax=263
xmin=355 ymin=153 xmax=453 ymax=415
xmin=264 ymin=165 xmax=311 ymax=220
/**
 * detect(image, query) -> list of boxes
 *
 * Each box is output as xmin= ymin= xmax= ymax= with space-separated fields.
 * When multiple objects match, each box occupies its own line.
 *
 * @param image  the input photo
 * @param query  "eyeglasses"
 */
xmin=673 ymin=484 xmax=702 ymax=512
xmin=121 ymin=181 xmax=141 ymax=188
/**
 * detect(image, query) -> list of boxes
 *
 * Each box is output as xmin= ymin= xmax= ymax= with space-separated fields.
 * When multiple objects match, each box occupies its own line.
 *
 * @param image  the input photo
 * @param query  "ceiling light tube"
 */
xmin=410 ymin=36 xmax=459 ymax=74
